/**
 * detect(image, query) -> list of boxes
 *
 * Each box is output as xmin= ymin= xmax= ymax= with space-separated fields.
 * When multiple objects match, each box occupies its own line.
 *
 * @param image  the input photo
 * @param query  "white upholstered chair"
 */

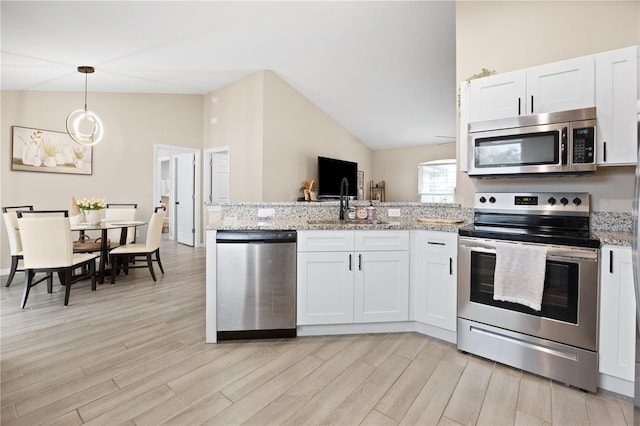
xmin=17 ymin=210 xmax=98 ymax=308
xmin=2 ymin=205 xmax=33 ymax=287
xmin=104 ymin=203 xmax=137 ymax=245
xmin=109 ymin=207 xmax=166 ymax=283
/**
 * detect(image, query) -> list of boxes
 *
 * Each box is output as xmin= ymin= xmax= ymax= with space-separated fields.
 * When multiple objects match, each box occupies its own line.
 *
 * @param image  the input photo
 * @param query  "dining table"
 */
xmin=71 ymin=220 xmax=147 ymax=284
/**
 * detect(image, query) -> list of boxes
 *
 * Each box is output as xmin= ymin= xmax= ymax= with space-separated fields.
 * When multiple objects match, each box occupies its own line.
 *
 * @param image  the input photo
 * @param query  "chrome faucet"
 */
xmin=339 ymin=177 xmax=349 ymax=221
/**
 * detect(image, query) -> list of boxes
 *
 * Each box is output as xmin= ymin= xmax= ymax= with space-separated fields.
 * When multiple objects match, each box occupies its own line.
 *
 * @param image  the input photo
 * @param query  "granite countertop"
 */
xmin=206 ymin=219 xmax=469 ymax=233
xmin=206 ymin=220 xmax=633 ymax=246
xmin=593 ymin=230 xmax=632 ymax=247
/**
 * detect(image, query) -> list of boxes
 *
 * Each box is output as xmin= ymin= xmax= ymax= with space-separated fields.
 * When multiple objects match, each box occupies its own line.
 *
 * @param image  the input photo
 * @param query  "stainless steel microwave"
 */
xmin=467 ymin=107 xmax=597 ymax=177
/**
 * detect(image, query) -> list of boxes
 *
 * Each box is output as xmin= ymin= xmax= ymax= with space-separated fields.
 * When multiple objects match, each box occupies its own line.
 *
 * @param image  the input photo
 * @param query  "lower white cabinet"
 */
xmin=297 ymin=230 xmax=409 ymax=325
xmin=411 ymin=230 xmax=458 ymax=332
xmin=599 ymin=245 xmax=635 ymax=383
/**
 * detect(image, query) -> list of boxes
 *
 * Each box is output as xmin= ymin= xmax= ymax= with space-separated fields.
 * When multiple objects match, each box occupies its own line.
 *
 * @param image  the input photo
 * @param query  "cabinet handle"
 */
xmin=603 ymin=142 xmax=607 ymax=162
xmin=348 ymin=254 xmax=352 ymax=271
xmin=517 ymin=98 xmax=521 ymax=116
xmin=449 ymin=257 xmax=453 ymax=275
xmin=427 ymin=241 xmax=445 ymax=246
xmin=358 ymin=254 xmax=362 ymax=271
xmin=530 ymin=95 xmax=534 ymax=114
xmin=609 ymin=250 xmax=613 ymax=274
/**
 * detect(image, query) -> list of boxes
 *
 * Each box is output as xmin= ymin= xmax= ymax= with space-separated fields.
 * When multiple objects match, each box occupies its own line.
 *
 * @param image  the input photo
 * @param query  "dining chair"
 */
xmin=105 ymin=203 xmax=138 ymax=245
xmin=2 ymin=205 xmax=34 ymax=287
xmin=109 ymin=207 xmax=166 ymax=283
xmin=17 ymin=210 xmax=98 ymax=308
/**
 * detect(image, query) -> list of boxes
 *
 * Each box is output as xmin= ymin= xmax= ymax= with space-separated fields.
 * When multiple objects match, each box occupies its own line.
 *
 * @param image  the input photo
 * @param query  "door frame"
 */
xmin=153 ymin=144 xmax=202 ymax=247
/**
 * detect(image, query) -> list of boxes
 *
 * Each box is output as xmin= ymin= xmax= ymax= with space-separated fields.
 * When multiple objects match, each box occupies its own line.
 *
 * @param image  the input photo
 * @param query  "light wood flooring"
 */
xmin=1 ymin=237 xmax=634 ymax=425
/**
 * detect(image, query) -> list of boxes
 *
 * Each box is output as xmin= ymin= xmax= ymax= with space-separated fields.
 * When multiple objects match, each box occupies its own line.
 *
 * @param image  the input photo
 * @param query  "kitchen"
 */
xmin=2 ymin=1 xmax=640 ymax=425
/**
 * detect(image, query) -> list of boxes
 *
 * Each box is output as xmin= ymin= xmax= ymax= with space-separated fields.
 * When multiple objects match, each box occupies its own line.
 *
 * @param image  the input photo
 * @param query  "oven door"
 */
xmin=458 ymin=237 xmax=599 ymax=351
xmin=468 ymin=122 xmax=568 ymax=176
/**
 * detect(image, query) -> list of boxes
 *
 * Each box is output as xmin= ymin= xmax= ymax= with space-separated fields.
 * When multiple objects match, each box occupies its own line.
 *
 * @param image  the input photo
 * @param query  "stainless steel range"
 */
xmin=457 ymin=192 xmax=600 ymax=392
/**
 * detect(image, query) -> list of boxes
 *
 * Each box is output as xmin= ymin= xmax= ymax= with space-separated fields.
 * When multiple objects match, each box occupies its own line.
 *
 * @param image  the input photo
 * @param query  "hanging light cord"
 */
xmin=83 ymin=72 xmax=88 ymax=112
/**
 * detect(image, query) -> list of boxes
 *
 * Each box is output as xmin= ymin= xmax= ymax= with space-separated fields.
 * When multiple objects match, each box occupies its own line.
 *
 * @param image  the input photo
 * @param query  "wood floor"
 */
xmin=1 ymin=238 xmax=634 ymax=425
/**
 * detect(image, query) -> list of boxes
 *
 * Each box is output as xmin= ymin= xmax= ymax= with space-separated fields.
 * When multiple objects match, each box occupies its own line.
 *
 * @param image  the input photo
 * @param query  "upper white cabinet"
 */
xmin=595 ymin=45 xmax=638 ymax=166
xmin=468 ymin=56 xmax=595 ymax=123
xmin=468 ymin=70 xmax=525 ymax=122
xmin=599 ymin=245 xmax=635 ymax=389
xmin=411 ymin=230 xmax=458 ymax=332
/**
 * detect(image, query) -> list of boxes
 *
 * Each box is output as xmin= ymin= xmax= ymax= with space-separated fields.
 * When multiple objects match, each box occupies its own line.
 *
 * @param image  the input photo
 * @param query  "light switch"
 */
xmin=388 ymin=208 xmax=401 ymax=217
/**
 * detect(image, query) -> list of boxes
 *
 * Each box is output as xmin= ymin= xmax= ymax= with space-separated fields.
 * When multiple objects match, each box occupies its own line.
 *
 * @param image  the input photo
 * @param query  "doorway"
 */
xmin=204 ymin=147 xmax=230 ymax=204
xmin=153 ymin=145 xmax=201 ymax=247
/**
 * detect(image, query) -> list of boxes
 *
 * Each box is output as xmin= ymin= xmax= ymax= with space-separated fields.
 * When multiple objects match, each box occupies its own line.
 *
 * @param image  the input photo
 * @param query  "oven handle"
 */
xmin=458 ymin=239 xmax=598 ymax=261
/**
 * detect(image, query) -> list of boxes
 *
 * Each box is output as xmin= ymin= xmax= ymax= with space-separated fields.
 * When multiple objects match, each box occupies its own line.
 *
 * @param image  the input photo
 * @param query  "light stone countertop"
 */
xmin=593 ymin=231 xmax=632 ymax=247
xmin=206 ymin=219 xmax=468 ymax=233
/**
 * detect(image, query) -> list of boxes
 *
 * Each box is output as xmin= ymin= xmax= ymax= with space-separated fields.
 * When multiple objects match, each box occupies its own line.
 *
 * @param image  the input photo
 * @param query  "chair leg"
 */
xmin=147 ymin=253 xmax=156 ymax=281
xmin=155 ymin=249 xmax=164 ymax=274
xmin=90 ymin=260 xmax=97 ymax=291
xmin=20 ymin=269 xmax=33 ymax=309
xmin=47 ymin=273 xmax=54 ymax=293
xmin=6 ymin=256 xmax=19 ymax=287
xmin=64 ymin=268 xmax=72 ymax=306
xmin=110 ymin=255 xmax=117 ymax=285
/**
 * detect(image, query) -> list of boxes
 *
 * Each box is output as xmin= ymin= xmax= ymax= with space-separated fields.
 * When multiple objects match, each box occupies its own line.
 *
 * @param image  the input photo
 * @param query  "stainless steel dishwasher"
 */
xmin=216 ymin=230 xmax=297 ymax=340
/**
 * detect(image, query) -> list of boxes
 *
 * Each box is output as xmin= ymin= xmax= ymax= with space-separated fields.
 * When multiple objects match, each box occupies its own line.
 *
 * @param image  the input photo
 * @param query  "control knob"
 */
xmin=560 ymin=197 xmax=569 ymax=206
xmin=479 ymin=196 xmax=487 ymax=203
xmin=489 ymin=196 xmax=496 ymax=203
xmin=547 ymin=197 xmax=556 ymax=205
xmin=573 ymin=197 xmax=582 ymax=206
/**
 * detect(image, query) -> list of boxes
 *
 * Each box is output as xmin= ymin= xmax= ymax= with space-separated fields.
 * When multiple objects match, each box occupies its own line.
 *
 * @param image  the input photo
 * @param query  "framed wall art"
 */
xmin=11 ymin=126 xmax=93 ymax=175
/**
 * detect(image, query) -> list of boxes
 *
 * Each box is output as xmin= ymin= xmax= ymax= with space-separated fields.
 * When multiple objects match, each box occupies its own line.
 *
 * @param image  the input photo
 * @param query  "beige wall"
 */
xmin=206 ymin=70 xmax=373 ymax=202
xmin=262 ymin=71 xmax=372 ymax=201
xmin=373 ymin=142 xmax=456 ymax=202
xmin=206 ymin=72 xmax=264 ymax=201
xmin=1 ymin=91 xmax=203 ymax=269
xmin=455 ymin=1 xmax=640 ymax=210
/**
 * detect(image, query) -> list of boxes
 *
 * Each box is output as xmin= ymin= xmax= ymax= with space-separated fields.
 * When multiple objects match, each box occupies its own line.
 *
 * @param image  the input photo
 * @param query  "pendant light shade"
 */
xmin=66 ymin=66 xmax=103 ymax=146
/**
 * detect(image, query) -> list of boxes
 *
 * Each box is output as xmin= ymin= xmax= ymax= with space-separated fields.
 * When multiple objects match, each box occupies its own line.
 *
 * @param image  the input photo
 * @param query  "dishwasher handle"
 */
xmin=216 ymin=230 xmax=297 ymax=243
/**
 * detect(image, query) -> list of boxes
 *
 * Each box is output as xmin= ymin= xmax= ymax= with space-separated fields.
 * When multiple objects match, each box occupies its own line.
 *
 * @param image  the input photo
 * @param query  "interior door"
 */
xmin=175 ymin=152 xmax=195 ymax=246
xmin=211 ymin=150 xmax=229 ymax=203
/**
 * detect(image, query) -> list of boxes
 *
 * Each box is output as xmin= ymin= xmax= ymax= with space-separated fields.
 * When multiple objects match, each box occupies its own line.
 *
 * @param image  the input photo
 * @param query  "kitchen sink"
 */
xmin=307 ymin=219 xmax=388 ymax=226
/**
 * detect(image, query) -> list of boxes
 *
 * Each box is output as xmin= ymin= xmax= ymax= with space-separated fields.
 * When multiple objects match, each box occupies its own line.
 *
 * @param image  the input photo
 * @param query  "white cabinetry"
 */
xmin=297 ymin=230 xmax=409 ymax=325
xmin=595 ymin=45 xmax=638 ymax=166
xmin=411 ymin=231 xmax=458 ymax=334
xmin=599 ymin=245 xmax=635 ymax=396
xmin=468 ymin=56 xmax=595 ymax=123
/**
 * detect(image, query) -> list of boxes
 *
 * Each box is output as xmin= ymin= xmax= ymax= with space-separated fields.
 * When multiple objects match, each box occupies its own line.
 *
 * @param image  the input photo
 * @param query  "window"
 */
xmin=418 ymin=159 xmax=456 ymax=203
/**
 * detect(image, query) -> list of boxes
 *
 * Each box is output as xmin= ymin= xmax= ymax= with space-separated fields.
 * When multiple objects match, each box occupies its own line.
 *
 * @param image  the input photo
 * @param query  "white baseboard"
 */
xmin=599 ymin=373 xmax=634 ymax=398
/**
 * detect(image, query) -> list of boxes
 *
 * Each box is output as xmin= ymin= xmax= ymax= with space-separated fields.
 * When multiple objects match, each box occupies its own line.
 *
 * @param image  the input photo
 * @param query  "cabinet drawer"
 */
xmin=355 ymin=231 xmax=409 ymax=251
xmin=412 ymin=230 xmax=458 ymax=255
xmin=297 ymin=230 xmax=354 ymax=252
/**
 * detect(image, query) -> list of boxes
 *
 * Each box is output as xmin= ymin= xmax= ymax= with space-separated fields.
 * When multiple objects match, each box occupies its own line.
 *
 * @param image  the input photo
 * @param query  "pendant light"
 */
xmin=66 ymin=66 xmax=103 ymax=146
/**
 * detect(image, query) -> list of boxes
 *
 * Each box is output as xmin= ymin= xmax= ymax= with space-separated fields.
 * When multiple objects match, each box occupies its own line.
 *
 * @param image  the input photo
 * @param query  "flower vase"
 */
xmin=83 ymin=209 xmax=102 ymax=225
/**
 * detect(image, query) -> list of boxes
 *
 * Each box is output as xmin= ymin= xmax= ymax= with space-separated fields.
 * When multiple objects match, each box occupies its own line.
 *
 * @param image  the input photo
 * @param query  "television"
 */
xmin=317 ymin=156 xmax=358 ymax=199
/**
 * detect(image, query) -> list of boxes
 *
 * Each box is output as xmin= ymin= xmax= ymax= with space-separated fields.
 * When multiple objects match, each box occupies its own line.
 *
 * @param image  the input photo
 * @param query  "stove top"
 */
xmin=459 ymin=192 xmax=600 ymax=249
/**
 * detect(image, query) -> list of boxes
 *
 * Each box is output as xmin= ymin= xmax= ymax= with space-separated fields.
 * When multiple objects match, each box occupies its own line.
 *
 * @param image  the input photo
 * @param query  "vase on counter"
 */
xmin=82 ymin=209 xmax=103 ymax=225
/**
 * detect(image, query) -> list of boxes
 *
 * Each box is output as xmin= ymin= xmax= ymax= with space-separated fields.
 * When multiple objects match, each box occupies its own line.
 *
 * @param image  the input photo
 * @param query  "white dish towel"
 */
xmin=493 ymin=242 xmax=547 ymax=311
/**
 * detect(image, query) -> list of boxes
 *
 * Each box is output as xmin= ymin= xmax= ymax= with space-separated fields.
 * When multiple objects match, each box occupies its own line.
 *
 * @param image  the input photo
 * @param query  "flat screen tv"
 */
xmin=317 ymin=156 xmax=357 ymax=199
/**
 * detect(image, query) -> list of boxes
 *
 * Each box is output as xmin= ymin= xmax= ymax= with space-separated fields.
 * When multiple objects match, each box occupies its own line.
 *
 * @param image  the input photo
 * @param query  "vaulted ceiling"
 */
xmin=1 ymin=1 xmax=457 ymax=150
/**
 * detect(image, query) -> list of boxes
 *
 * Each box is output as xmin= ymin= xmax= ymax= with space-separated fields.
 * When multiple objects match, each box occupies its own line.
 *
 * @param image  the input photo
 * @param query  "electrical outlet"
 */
xmin=388 ymin=208 xmax=401 ymax=217
xmin=257 ymin=208 xmax=275 ymax=219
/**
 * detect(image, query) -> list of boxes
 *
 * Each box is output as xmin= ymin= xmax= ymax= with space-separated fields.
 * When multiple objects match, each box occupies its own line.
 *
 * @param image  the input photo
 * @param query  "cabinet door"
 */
xmin=595 ymin=46 xmax=638 ymax=166
xmin=468 ymin=71 xmax=525 ymax=122
xmin=297 ymin=252 xmax=354 ymax=325
xmin=599 ymin=246 xmax=635 ymax=382
xmin=526 ymin=56 xmax=595 ymax=115
xmin=411 ymin=231 xmax=457 ymax=331
xmin=354 ymin=251 xmax=409 ymax=323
